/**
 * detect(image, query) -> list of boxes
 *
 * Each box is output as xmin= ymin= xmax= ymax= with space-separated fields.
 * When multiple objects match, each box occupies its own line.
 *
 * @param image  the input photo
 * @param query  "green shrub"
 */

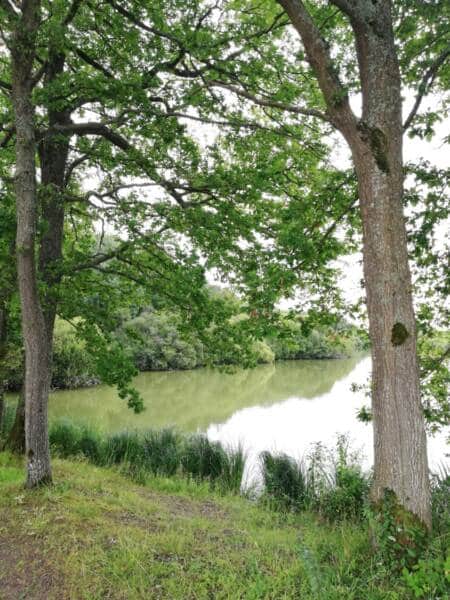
xmin=251 ymin=340 xmax=275 ymax=364
xmin=119 ymin=310 xmax=204 ymax=372
xmin=402 ymin=554 xmax=450 ymax=598
xmin=260 ymin=436 xmax=370 ymax=520
xmin=317 ymin=464 xmax=369 ymax=522
xmin=51 ymin=322 xmax=98 ymax=389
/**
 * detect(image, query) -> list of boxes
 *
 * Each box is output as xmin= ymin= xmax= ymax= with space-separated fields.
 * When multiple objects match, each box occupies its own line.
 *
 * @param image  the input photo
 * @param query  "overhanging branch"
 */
xmin=403 ymin=47 xmax=450 ymax=132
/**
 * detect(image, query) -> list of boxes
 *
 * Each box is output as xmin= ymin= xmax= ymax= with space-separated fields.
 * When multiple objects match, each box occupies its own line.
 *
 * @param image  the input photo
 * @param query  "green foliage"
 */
xmin=369 ymin=490 xmax=430 ymax=572
xmin=51 ymin=320 xmax=98 ymax=389
xmin=119 ymin=309 xmax=204 ymax=371
xmin=316 ymin=448 xmax=370 ymax=523
xmin=402 ymin=554 xmax=450 ymax=598
xmin=431 ymin=465 xmax=450 ymax=539
xmin=261 ymin=436 xmax=370 ymax=523
xmin=267 ymin=317 xmax=367 ymax=361
xmin=418 ymin=330 xmax=450 ymax=431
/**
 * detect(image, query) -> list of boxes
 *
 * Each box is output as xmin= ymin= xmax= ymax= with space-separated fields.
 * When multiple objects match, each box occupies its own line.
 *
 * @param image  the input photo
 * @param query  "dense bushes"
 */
xmin=260 ymin=436 xmax=370 ymax=521
xmin=4 ymin=302 xmax=367 ymax=392
xmin=267 ymin=319 xmax=368 ymax=361
xmin=52 ymin=323 xmax=99 ymax=389
xmin=118 ymin=310 xmax=205 ymax=372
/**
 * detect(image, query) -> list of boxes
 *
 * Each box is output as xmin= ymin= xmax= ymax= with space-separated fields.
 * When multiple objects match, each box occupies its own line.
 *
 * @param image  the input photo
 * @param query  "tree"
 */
xmin=178 ymin=0 xmax=448 ymax=527
xmin=272 ymin=0 xmax=444 ymax=528
xmin=5 ymin=0 xmax=54 ymax=487
xmin=0 ymin=0 xmax=341 ymax=485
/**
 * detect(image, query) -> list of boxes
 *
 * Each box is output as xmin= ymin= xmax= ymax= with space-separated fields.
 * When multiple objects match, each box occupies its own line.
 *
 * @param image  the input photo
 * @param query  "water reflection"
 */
xmin=207 ymin=357 xmax=448 ymax=481
xmin=48 ymin=355 xmax=361 ymax=432
xmin=45 ymin=355 xmax=448 ymax=475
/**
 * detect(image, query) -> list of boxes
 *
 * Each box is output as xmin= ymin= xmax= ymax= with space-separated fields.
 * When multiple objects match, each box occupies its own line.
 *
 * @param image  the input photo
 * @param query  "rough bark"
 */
xmin=278 ymin=0 xmax=431 ymax=526
xmin=11 ymin=0 xmax=52 ymax=487
xmin=0 ymin=302 xmax=7 ymax=435
xmin=348 ymin=3 xmax=430 ymax=527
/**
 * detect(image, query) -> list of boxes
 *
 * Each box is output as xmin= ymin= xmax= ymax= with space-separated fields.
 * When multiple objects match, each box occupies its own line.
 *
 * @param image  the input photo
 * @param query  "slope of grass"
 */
xmin=0 ymin=452 xmax=423 ymax=600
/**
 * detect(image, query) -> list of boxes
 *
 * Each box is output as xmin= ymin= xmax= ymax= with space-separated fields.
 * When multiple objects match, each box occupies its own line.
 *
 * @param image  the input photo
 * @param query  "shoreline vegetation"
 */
xmin=0 ymin=424 xmax=448 ymax=598
xmin=4 ymin=309 xmax=369 ymax=394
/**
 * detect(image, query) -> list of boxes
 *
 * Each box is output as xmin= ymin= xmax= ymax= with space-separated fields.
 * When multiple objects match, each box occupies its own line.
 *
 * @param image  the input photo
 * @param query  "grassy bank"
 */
xmin=1 ymin=417 xmax=449 ymax=599
xmin=0 ymin=452 xmax=441 ymax=600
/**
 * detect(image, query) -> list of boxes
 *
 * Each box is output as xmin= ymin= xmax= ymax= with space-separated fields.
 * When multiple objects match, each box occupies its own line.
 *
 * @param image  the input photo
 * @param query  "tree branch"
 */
xmin=208 ymin=80 xmax=331 ymax=123
xmin=63 ymin=0 xmax=83 ymax=26
xmin=276 ymin=0 xmax=357 ymax=135
xmin=403 ymin=47 xmax=450 ymax=132
xmin=74 ymin=47 xmax=115 ymax=79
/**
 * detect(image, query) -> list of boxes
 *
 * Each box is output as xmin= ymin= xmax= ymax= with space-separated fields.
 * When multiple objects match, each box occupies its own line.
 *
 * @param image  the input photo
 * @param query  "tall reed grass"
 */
xmin=48 ymin=420 xmax=245 ymax=494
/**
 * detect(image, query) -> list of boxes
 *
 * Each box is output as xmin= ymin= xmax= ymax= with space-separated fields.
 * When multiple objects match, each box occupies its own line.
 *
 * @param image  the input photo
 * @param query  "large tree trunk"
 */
xmin=0 ymin=302 xmax=7 ymax=435
xmin=348 ymin=2 xmax=431 ymax=528
xmin=353 ymin=152 xmax=431 ymax=526
xmin=11 ymin=0 xmax=51 ymax=487
xmin=277 ymin=0 xmax=431 ymax=527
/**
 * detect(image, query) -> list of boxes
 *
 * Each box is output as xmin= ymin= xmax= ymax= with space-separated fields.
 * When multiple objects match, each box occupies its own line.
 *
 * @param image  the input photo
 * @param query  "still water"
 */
xmin=48 ymin=355 xmax=448 ymax=477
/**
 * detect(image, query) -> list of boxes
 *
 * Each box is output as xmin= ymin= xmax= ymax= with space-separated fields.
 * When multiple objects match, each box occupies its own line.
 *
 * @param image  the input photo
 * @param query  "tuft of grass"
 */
xmin=260 ymin=451 xmax=311 ymax=511
xmin=180 ymin=435 xmax=244 ymax=493
xmin=142 ymin=428 xmax=181 ymax=476
xmin=104 ymin=430 xmax=145 ymax=466
xmin=49 ymin=419 xmax=82 ymax=458
xmin=220 ymin=443 xmax=246 ymax=494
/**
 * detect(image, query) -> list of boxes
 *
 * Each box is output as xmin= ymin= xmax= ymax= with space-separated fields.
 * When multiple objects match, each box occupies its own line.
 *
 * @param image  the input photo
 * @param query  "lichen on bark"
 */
xmin=357 ymin=121 xmax=390 ymax=174
xmin=391 ymin=322 xmax=409 ymax=346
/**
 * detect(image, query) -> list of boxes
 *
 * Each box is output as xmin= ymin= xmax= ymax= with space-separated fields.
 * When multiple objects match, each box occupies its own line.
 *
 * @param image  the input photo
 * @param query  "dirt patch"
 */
xmin=108 ymin=509 xmax=165 ymax=533
xmin=136 ymin=488 xmax=229 ymax=520
xmin=0 ymin=533 xmax=66 ymax=600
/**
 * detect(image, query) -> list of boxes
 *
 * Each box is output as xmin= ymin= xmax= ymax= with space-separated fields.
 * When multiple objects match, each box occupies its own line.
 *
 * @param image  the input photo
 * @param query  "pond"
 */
xmin=46 ymin=355 xmax=448 ymax=480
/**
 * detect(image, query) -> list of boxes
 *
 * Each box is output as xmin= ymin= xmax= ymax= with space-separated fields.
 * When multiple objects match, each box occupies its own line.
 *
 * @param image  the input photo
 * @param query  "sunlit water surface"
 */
xmin=45 ymin=355 xmax=448 ymax=484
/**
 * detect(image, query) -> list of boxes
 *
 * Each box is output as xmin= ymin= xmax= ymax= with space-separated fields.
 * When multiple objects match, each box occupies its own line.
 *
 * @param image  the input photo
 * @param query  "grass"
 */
xmin=0 ymin=452 xmax=425 ymax=600
xmin=1 ymin=420 xmax=448 ymax=598
xmin=47 ymin=420 xmax=245 ymax=494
